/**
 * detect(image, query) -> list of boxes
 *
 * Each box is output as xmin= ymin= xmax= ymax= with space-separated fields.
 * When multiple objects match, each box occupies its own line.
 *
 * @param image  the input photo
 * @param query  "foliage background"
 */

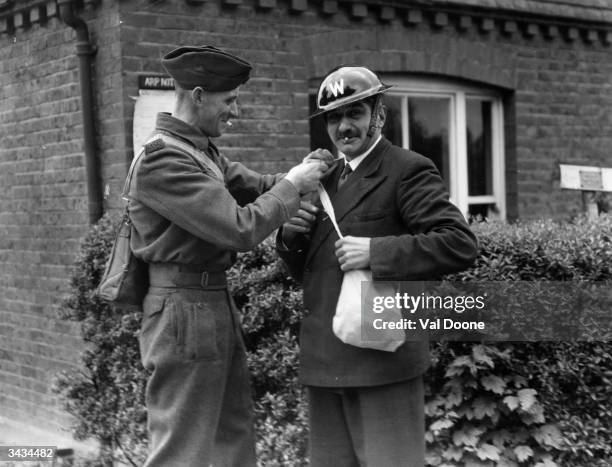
xmin=55 ymin=215 xmax=612 ymax=466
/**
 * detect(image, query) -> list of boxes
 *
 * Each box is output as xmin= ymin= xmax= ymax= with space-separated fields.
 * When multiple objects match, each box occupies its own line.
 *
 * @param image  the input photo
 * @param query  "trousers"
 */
xmin=307 ymin=378 xmax=425 ymax=467
xmin=139 ymin=282 xmax=256 ymax=467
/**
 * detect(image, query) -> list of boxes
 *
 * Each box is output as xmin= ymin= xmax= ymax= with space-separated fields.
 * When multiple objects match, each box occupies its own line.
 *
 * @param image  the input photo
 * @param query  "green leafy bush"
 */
xmin=426 ymin=216 xmax=612 ymax=467
xmin=56 ymin=215 xmax=612 ymax=466
xmin=54 ymin=213 xmax=148 ymax=467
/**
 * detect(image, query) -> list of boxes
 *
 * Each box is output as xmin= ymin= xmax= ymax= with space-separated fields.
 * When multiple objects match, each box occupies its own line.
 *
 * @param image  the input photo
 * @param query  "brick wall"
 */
xmin=0 ymin=1 xmax=123 ymax=433
xmin=0 ymin=0 xmax=611 ymax=439
xmin=119 ymin=0 xmax=612 ymax=218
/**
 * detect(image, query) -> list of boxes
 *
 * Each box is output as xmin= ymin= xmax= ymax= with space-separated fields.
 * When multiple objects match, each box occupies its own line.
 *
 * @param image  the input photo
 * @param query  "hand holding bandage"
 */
xmin=335 ymin=236 xmax=371 ymax=271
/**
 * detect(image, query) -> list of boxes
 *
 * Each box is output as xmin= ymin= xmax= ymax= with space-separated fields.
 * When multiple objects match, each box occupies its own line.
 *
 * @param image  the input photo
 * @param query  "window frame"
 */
xmin=382 ymin=76 xmax=506 ymax=220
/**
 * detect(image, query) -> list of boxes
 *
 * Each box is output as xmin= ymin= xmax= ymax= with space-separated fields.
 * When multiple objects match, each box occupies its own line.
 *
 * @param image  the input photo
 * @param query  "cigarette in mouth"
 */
xmin=226 ymin=121 xmax=233 ymax=127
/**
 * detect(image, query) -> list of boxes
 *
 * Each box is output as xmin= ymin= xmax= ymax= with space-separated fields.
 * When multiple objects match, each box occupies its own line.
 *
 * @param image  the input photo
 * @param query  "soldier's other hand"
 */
xmin=285 ymin=161 xmax=327 ymax=194
xmin=283 ymin=201 xmax=319 ymax=235
xmin=334 ymin=236 xmax=371 ymax=271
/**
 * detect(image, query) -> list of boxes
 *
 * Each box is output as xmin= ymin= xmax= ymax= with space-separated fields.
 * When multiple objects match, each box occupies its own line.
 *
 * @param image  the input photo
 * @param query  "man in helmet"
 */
xmin=277 ymin=66 xmax=478 ymax=466
xmin=128 ymin=45 xmax=331 ymax=467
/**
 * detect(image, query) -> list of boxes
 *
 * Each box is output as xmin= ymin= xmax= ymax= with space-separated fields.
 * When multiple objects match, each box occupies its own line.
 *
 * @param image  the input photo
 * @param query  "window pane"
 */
xmin=383 ymin=95 xmax=403 ymax=148
xmin=466 ymin=99 xmax=493 ymax=196
xmin=407 ymin=97 xmax=450 ymax=181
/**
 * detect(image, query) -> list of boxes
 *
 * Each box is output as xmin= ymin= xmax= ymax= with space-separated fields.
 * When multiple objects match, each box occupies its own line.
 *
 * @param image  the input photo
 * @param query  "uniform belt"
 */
xmin=148 ymin=263 xmax=227 ymax=289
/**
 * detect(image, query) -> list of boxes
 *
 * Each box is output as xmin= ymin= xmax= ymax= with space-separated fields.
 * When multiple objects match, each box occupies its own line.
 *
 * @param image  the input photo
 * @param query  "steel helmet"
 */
xmin=311 ymin=66 xmax=392 ymax=118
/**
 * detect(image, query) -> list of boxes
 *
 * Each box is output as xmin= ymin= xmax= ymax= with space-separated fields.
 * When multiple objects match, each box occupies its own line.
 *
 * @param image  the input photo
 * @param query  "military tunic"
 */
xmin=128 ymin=112 xmax=300 ymax=467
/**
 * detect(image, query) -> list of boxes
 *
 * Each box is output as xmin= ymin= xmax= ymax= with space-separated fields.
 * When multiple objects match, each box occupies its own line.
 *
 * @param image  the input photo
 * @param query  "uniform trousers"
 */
xmin=307 ymin=377 xmax=425 ymax=467
xmin=139 ymin=283 xmax=256 ymax=467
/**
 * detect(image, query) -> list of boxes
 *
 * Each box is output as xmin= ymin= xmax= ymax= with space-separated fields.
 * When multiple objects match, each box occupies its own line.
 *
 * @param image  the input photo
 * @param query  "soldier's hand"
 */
xmin=304 ymin=149 xmax=336 ymax=177
xmin=285 ymin=161 xmax=327 ymax=194
xmin=303 ymin=148 xmax=335 ymax=166
xmin=283 ymin=201 xmax=319 ymax=236
xmin=334 ymin=236 xmax=371 ymax=271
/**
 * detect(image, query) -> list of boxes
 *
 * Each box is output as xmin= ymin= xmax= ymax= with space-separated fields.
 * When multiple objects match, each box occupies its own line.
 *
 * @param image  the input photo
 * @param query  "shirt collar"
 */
xmin=154 ymin=112 xmax=210 ymax=151
xmin=341 ymin=135 xmax=382 ymax=171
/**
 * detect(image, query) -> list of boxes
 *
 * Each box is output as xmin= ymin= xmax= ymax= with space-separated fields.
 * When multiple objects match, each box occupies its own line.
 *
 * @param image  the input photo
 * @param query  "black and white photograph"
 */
xmin=0 ymin=0 xmax=611 ymax=466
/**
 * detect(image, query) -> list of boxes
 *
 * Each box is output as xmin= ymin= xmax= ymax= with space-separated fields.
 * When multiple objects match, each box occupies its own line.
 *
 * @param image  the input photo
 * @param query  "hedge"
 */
xmin=55 ymin=214 xmax=612 ymax=466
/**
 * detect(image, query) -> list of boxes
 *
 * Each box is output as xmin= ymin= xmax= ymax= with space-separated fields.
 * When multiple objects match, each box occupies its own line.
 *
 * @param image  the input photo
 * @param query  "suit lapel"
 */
xmin=305 ymin=139 xmax=390 ymax=267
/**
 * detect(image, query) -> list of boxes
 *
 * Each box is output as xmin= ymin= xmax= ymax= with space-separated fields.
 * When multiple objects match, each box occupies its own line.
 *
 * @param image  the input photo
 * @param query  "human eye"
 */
xmin=326 ymin=112 xmax=340 ymax=123
xmin=348 ymin=107 xmax=365 ymax=119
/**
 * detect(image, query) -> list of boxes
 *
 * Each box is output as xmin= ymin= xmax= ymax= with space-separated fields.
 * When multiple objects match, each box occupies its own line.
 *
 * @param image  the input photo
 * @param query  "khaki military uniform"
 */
xmin=128 ymin=113 xmax=300 ymax=467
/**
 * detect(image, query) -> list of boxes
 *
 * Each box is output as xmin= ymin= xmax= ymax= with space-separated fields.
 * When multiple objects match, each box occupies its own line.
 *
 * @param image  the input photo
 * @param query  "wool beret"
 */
xmin=161 ymin=45 xmax=252 ymax=92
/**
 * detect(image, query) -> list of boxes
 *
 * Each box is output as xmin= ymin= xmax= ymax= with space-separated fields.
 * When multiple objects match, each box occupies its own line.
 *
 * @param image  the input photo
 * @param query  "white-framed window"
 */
xmin=309 ymin=76 xmax=507 ymax=221
xmin=382 ymin=76 xmax=506 ymax=220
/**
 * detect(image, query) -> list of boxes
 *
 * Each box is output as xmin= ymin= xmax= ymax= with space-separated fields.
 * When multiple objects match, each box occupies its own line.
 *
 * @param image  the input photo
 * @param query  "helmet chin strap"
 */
xmin=366 ymin=95 xmax=383 ymax=137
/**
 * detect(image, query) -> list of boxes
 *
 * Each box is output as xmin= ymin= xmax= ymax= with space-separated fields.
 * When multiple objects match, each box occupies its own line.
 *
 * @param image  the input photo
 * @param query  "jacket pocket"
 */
xmin=354 ymin=209 xmax=394 ymax=221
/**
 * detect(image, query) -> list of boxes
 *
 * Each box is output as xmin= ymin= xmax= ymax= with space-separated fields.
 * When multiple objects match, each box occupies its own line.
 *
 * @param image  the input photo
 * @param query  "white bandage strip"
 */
xmin=316 ymin=182 xmax=344 ymax=240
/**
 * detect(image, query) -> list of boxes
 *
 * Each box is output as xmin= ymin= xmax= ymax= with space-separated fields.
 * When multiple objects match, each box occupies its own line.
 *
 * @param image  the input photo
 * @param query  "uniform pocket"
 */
xmin=139 ymin=294 xmax=174 ymax=370
xmin=173 ymin=297 xmax=220 ymax=362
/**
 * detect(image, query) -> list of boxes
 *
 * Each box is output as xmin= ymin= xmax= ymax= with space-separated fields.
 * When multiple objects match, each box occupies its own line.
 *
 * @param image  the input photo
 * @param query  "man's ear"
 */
xmin=376 ymin=104 xmax=387 ymax=129
xmin=191 ymin=86 xmax=206 ymax=105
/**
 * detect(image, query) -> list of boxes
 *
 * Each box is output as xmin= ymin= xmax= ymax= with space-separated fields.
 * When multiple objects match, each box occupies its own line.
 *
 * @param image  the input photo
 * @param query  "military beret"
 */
xmin=161 ymin=45 xmax=252 ymax=92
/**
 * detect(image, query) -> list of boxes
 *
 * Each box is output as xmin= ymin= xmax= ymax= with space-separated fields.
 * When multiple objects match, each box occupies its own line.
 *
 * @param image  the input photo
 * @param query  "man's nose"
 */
xmin=337 ymin=116 xmax=352 ymax=133
xmin=229 ymin=101 xmax=239 ymax=118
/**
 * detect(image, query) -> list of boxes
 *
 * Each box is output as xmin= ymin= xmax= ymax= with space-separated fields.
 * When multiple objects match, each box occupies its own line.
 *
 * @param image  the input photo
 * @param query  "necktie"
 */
xmin=337 ymin=163 xmax=353 ymax=190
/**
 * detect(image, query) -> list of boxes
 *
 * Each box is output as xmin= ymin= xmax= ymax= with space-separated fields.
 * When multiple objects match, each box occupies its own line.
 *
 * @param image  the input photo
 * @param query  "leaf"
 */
xmin=523 ymin=403 xmax=546 ymax=424
xmin=490 ymin=429 xmax=512 ymax=447
xmin=514 ymin=445 xmax=534 ymax=462
xmin=457 ymin=405 xmax=475 ymax=420
xmin=503 ymin=395 xmax=519 ymax=411
xmin=446 ymin=355 xmax=479 ymax=376
xmin=480 ymin=375 xmax=507 ymax=394
xmin=517 ymin=388 xmax=538 ymax=410
xmin=533 ymin=424 xmax=563 ymax=449
xmin=430 ymin=418 xmax=454 ymax=432
xmin=444 ymin=390 xmax=464 ymax=409
xmin=442 ymin=446 xmax=463 ymax=461
xmin=450 ymin=355 xmax=473 ymax=368
xmin=472 ymin=345 xmax=495 ymax=367
xmin=476 ymin=443 xmax=501 ymax=461
xmin=472 ymin=397 xmax=497 ymax=420
xmin=452 ymin=426 xmax=483 ymax=447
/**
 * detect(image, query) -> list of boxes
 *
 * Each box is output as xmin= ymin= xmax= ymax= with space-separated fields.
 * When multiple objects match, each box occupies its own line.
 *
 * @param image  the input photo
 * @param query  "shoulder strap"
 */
xmin=316 ymin=183 xmax=343 ymax=239
xmin=157 ymin=133 xmax=224 ymax=182
xmin=122 ymin=147 xmax=146 ymax=200
xmin=122 ymin=133 xmax=225 ymax=202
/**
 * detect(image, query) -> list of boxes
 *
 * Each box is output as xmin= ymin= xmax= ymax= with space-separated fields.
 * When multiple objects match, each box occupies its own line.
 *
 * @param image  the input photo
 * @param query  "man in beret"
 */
xmin=126 ymin=45 xmax=332 ymax=467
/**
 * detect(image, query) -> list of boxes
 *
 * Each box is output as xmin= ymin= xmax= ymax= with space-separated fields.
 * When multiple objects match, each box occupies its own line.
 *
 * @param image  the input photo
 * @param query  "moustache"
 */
xmin=337 ymin=131 xmax=359 ymax=141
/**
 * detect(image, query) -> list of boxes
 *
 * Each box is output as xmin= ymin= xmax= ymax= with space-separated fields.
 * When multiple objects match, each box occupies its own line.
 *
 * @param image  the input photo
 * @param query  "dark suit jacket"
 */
xmin=278 ymin=137 xmax=478 ymax=387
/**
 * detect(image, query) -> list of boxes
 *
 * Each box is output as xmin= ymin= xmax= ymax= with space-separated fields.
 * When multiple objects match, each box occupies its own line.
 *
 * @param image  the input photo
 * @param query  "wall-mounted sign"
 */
xmin=138 ymin=74 xmax=175 ymax=90
xmin=133 ymin=75 xmax=176 ymax=153
xmin=560 ymin=164 xmax=612 ymax=192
